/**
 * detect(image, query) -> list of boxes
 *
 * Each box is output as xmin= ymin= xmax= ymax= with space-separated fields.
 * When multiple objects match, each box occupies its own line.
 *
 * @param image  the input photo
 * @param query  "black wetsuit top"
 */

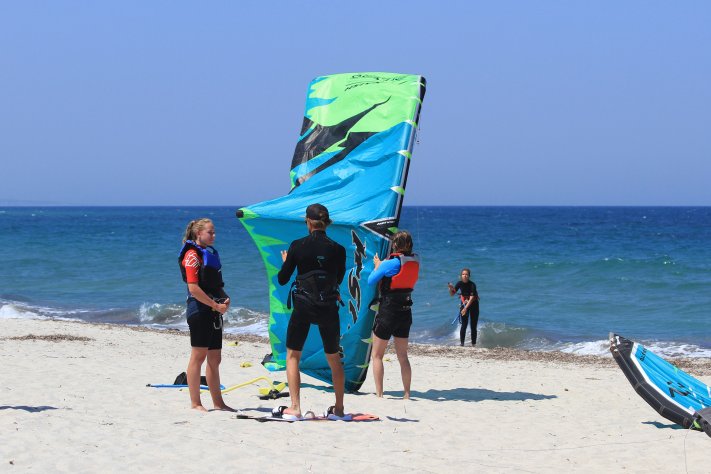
xmin=278 ymin=230 xmax=346 ymax=287
xmin=454 ymin=280 xmax=478 ymax=300
xmin=278 ymin=230 xmax=346 ymax=353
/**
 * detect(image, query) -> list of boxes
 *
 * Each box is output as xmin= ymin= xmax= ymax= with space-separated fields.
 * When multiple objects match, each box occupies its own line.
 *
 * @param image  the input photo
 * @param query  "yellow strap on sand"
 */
xmin=193 ymin=376 xmax=286 ymax=396
xmin=220 ymin=376 xmax=280 ymax=395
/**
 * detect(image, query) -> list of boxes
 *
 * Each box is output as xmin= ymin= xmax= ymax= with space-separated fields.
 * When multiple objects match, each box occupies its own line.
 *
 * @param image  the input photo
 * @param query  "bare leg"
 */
xmin=285 ymin=348 xmax=302 ymax=416
xmin=393 ymin=337 xmax=411 ymax=399
xmin=325 ymin=352 xmax=345 ymax=416
xmin=206 ymin=350 xmax=233 ymax=411
xmin=187 ymin=347 xmax=209 ymax=411
xmin=370 ymin=334 xmax=389 ymax=398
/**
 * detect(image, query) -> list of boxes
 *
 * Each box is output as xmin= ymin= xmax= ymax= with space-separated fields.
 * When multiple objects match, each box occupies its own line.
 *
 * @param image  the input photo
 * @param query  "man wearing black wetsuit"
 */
xmin=448 ymin=268 xmax=480 ymax=346
xmin=276 ymin=203 xmax=348 ymax=420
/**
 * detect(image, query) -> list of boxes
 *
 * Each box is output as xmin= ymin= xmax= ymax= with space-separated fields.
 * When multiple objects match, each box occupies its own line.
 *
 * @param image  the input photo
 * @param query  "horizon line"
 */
xmin=2 ymin=203 xmax=711 ymax=208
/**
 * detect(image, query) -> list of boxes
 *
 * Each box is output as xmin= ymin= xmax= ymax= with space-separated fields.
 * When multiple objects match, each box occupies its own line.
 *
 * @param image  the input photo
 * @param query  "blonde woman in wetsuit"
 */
xmin=179 ymin=218 xmax=233 ymax=412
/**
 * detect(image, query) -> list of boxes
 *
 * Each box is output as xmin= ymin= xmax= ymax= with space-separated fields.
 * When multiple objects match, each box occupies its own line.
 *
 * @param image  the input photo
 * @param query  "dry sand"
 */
xmin=2 ymin=318 xmax=710 ymax=473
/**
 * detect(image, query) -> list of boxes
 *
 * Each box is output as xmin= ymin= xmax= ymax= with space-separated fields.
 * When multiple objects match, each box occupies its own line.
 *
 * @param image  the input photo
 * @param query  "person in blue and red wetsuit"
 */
xmin=368 ymin=231 xmax=419 ymax=399
xmin=179 ymin=218 xmax=233 ymax=412
xmin=448 ymin=268 xmax=480 ymax=346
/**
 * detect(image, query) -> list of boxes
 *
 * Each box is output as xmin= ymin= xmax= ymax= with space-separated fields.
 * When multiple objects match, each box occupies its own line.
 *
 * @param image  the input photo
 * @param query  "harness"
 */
xmin=178 ymin=240 xmax=224 ymax=296
xmin=379 ymin=253 xmax=420 ymax=310
xmin=287 ymin=270 xmax=341 ymax=309
xmin=457 ymin=282 xmax=479 ymax=306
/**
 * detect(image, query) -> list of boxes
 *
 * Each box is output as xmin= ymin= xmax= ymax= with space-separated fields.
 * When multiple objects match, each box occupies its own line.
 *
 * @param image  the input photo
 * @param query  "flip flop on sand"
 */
xmin=351 ymin=413 xmax=379 ymax=422
xmin=324 ymin=406 xmax=353 ymax=421
xmin=272 ymin=405 xmax=304 ymax=421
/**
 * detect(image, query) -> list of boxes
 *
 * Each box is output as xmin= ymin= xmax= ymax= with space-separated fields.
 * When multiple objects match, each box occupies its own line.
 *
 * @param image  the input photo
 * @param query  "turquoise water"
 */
xmin=2 ymin=206 xmax=709 ymax=357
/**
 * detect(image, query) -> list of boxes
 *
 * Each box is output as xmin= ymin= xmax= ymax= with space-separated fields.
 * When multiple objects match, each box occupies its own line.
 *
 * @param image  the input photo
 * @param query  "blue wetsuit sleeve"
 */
xmin=367 ymin=258 xmax=401 ymax=285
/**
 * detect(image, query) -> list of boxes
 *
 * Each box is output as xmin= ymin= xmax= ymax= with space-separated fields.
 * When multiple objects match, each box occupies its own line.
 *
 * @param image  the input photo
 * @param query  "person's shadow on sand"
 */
xmin=299 ymin=383 xmax=555 ymax=403
xmin=301 ymin=382 xmax=370 ymax=396
xmin=0 ymin=405 xmax=58 ymax=413
xmin=387 ymin=387 xmax=556 ymax=402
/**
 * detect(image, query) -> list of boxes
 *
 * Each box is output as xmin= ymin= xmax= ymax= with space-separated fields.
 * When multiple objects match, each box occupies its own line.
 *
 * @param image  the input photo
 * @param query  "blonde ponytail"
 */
xmin=183 ymin=218 xmax=212 ymax=243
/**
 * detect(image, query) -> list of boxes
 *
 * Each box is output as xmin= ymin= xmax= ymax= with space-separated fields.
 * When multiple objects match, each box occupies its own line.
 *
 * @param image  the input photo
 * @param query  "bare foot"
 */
xmin=192 ymin=405 xmax=208 ymax=413
xmin=283 ymin=407 xmax=302 ymax=417
xmin=403 ymin=393 xmax=410 ymax=400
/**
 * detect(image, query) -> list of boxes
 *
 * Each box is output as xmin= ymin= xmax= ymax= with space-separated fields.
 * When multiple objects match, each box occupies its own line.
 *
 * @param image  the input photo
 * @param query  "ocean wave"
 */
xmin=412 ymin=319 xmax=711 ymax=359
xmin=0 ymin=300 xmax=97 ymax=322
xmin=0 ymin=302 xmax=51 ymax=320
xmin=3 ymin=297 xmax=708 ymax=358
xmin=223 ymin=307 xmax=269 ymax=335
xmin=557 ymin=338 xmax=711 ymax=358
xmin=557 ymin=340 xmax=611 ymax=356
xmin=138 ymin=302 xmax=186 ymax=327
xmin=0 ymin=298 xmax=270 ymax=336
xmin=136 ymin=303 xmax=270 ymax=335
xmin=637 ymin=340 xmax=711 ymax=358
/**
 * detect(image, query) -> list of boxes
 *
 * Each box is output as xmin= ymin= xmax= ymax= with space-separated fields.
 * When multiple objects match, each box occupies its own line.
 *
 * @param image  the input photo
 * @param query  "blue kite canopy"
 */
xmin=237 ymin=72 xmax=426 ymax=391
xmin=610 ymin=333 xmax=711 ymax=431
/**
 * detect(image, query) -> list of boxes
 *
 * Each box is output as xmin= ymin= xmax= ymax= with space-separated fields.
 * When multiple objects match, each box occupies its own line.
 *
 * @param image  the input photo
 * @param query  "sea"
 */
xmin=2 ymin=206 xmax=710 ymax=358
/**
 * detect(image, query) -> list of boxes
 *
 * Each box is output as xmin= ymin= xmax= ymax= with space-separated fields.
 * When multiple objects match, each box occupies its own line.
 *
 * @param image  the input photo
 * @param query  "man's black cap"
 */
xmin=305 ymin=203 xmax=331 ymax=224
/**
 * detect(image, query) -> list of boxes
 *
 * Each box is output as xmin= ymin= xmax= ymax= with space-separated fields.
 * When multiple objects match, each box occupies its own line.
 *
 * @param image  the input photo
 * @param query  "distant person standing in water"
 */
xmin=448 ymin=268 xmax=480 ymax=346
xmin=179 ymin=218 xmax=233 ymax=412
xmin=368 ymin=231 xmax=420 ymax=399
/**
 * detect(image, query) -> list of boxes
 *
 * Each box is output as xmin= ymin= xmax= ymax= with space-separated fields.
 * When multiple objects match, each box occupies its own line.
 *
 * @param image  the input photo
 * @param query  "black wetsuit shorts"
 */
xmin=286 ymin=299 xmax=341 ymax=354
xmin=373 ymin=305 xmax=412 ymax=340
xmin=186 ymin=297 xmax=222 ymax=350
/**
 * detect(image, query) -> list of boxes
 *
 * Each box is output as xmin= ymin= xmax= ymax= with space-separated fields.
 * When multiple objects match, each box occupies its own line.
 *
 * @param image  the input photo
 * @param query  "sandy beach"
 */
xmin=2 ymin=318 xmax=710 ymax=473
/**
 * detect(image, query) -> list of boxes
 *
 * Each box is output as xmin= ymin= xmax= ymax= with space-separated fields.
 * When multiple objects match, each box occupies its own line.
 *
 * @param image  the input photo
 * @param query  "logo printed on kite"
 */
xmin=666 ymin=381 xmax=691 ymax=399
xmin=347 ymin=230 xmax=366 ymax=324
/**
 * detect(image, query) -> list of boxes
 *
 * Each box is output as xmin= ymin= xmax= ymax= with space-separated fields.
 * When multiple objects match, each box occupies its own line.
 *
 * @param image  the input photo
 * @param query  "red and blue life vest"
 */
xmin=380 ymin=253 xmax=420 ymax=295
xmin=178 ymin=240 xmax=224 ymax=296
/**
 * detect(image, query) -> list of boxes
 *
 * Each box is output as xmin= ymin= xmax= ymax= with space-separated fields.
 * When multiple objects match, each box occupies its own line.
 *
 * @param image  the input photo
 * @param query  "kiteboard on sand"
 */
xmin=235 ymin=406 xmax=379 ymax=423
xmin=609 ymin=333 xmax=711 ymax=437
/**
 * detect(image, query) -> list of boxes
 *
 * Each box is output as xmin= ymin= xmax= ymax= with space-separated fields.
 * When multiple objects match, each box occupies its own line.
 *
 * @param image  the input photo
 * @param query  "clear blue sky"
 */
xmin=2 ymin=2 xmax=709 ymax=206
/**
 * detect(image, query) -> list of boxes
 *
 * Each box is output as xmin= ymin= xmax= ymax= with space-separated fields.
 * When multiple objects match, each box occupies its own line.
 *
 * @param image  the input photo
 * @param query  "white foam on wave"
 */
xmin=1 ymin=298 xmax=270 ymax=336
xmin=559 ymin=340 xmax=612 ymax=357
xmin=643 ymin=341 xmax=711 ymax=358
xmin=224 ymin=307 xmax=269 ymax=336
xmin=559 ymin=338 xmax=711 ymax=358
xmin=137 ymin=304 xmax=269 ymax=336
xmin=224 ymin=320 xmax=268 ymax=336
xmin=5 ymin=298 xmax=708 ymax=357
xmin=138 ymin=302 xmax=185 ymax=326
xmin=141 ymin=304 xmax=269 ymax=335
xmin=0 ymin=303 xmax=47 ymax=320
xmin=0 ymin=301 xmax=90 ymax=322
